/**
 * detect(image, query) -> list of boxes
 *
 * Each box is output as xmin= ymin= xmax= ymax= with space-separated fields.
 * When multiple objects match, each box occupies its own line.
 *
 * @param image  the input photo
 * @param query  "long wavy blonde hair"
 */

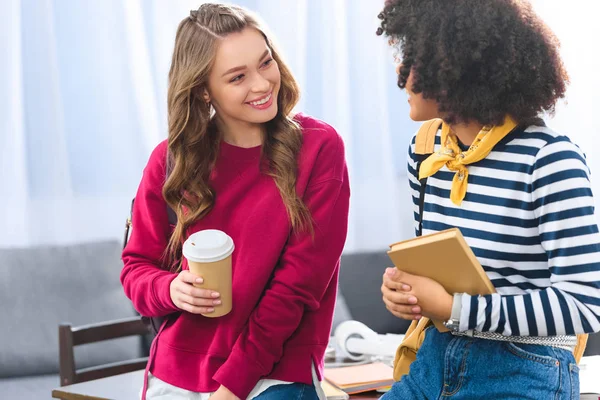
xmin=163 ymin=3 xmax=311 ymax=268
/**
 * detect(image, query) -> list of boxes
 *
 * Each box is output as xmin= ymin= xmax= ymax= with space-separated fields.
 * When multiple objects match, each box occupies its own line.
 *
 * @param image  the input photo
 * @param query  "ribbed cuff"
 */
xmin=213 ymin=351 xmax=265 ymax=400
xmin=151 ymin=273 xmax=179 ymax=315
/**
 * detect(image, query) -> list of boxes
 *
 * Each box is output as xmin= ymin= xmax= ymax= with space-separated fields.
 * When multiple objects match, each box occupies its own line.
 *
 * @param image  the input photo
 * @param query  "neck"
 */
xmin=216 ymin=116 xmax=264 ymax=148
xmin=449 ymin=121 xmax=484 ymax=146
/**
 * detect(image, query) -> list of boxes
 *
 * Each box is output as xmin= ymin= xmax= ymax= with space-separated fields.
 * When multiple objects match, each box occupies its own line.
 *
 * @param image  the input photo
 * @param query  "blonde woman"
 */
xmin=121 ymin=4 xmax=350 ymax=400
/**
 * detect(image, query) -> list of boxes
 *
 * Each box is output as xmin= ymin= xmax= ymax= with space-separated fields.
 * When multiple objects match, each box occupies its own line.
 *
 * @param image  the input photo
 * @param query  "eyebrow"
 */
xmin=221 ymin=49 xmax=271 ymax=77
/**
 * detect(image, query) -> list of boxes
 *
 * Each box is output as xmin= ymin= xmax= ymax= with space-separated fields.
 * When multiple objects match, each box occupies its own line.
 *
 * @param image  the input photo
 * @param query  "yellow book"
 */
xmin=387 ymin=228 xmax=496 ymax=331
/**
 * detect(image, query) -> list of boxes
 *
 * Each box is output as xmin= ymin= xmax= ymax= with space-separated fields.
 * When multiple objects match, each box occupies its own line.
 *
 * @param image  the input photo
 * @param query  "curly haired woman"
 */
xmin=377 ymin=0 xmax=600 ymax=398
xmin=121 ymin=4 xmax=349 ymax=400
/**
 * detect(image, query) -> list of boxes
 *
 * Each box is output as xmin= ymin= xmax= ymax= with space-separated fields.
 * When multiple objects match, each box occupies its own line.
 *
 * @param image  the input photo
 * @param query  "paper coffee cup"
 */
xmin=182 ymin=230 xmax=234 ymax=317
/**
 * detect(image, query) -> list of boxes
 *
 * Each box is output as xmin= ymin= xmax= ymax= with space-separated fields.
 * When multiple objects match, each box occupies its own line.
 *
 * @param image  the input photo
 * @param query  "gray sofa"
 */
xmin=0 ymin=241 xmax=598 ymax=399
xmin=0 ymin=241 xmax=142 ymax=399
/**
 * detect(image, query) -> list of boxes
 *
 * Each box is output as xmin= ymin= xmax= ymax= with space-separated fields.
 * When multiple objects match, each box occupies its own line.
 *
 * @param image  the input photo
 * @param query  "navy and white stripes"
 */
xmin=408 ymin=124 xmax=600 ymax=336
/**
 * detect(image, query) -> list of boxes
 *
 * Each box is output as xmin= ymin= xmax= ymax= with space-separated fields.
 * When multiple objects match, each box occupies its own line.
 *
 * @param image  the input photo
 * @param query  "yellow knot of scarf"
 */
xmin=418 ymin=116 xmax=518 ymax=206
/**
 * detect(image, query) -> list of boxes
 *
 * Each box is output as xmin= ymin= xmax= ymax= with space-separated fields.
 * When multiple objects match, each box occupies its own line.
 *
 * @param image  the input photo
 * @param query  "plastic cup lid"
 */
xmin=182 ymin=230 xmax=234 ymax=263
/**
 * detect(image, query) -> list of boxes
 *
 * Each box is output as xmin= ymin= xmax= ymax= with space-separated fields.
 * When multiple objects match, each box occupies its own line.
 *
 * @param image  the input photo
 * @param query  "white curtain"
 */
xmin=531 ymin=0 xmax=600 ymax=193
xmin=1 ymin=0 xmax=597 ymax=252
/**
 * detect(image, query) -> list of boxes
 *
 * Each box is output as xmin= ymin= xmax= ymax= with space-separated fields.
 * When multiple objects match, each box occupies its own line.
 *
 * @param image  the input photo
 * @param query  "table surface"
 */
xmin=51 ymin=370 xmax=383 ymax=400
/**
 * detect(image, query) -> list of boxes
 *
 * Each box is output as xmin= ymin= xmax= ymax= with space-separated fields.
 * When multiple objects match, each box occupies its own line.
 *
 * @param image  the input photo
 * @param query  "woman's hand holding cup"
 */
xmin=181 ymin=230 xmax=234 ymax=317
xmin=169 ymin=270 xmax=221 ymax=314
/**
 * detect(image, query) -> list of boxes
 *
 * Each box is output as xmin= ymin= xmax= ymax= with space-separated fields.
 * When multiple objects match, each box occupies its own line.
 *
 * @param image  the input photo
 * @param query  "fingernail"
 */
xmin=213 ymin=300 xmax=221 ymax=305
xmin=412 ymin=306 xmax=420 ymax=313
xmin=386 ymin=268 xmax=396 ymax=277
xmin=195 ymin=278 xmax=203 ymax=284
xmin=408 ymin=296 xmax=417 ymax=304
xmin=414 ymin=315 xmax=421 ymax=320
xmin=211 ymin=292 xmax=220 ymax=298
xmin=402 ymin=285 xmax=411 ymax=291
xmin=206 ymin=308 xmax=214 ymax=312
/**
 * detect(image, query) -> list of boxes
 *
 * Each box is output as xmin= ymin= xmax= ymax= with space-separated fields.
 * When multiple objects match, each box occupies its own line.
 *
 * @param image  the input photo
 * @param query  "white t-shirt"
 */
xmin=143 ymin=363 xmax=326 ymax=400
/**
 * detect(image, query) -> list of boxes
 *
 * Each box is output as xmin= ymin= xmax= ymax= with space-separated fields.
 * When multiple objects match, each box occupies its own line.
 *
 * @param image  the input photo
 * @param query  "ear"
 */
xmin=202 ymin=89 xmax=210 ymax=104
xmin=192 ymin=86 xmax=211 ymax=103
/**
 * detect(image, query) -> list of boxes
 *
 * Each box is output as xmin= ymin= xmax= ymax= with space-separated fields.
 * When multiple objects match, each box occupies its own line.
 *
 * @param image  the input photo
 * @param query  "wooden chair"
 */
xmin=58 ymin=316 xmax=150 ymax=386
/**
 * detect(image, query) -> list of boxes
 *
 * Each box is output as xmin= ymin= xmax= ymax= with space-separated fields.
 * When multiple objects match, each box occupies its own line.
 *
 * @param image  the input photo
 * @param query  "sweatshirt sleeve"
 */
xmin=457 ymin=137 xmax=600 ymax=336
xmin=213 ymin=130 xmax=350 ymax=399
xmin=120 ymin=141 xmax=179 ymax=317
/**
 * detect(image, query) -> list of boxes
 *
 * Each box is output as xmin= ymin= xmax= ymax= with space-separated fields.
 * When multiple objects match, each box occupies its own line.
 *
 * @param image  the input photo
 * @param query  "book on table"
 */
xmin=387 ymin=227 xmax=496 ymax=331
xmin=323 ymin=362 xmax=394 ymax=395
xmin=321 ymin=379 xmax=350 ymax=399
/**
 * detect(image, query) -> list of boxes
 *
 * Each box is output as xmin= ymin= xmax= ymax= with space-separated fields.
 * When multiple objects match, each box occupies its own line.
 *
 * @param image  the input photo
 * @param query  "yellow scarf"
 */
xmin=418 ymin=116 xmax=518 ymax=205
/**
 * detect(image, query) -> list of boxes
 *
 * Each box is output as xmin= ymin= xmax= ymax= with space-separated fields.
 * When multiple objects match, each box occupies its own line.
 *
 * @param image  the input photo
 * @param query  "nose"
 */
xmin=251 ymin=73 xmax=270 ymax=93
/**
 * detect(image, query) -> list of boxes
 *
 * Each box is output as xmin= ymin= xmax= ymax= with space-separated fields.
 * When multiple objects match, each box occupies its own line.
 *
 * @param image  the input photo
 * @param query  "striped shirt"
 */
xmin=408 ymin=123 xmax=600 ymax=336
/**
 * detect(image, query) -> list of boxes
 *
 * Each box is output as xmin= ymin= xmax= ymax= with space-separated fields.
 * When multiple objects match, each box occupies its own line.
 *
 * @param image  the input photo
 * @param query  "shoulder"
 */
xmin=293 ymin=113 xmax=346 ymax=183
xmin=511 ymin=124 xmax=581 ymax=152
xmin=143 ymin=139 xmax=169 ymax=180
xmin=293 ymin=112 xmax=345 ymax=160
xmin=150 ymin=139 xmax=169 ymax=160
xmin=513 ymin=125 xmax=590 ymax=178
xmin=519 ymin=124 xmax=587 ymax=163
xmin=408 ymin=120 xmax=442 ymax=159
xmin=293 ymin=112 xmax=344 ymax=152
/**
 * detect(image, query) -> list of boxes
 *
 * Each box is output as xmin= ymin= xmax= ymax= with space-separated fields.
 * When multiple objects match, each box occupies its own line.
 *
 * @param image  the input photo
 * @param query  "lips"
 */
xmin=246 ymin=91 xmax=274 ymax=110
xmin=247 ymin=92 xmax=272 ymax=106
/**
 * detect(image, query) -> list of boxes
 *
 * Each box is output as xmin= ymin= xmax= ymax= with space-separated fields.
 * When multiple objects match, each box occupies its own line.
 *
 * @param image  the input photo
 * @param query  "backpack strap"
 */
xmin=414 ymin=118 xmax=443 ymax=237
xmin=123 ymin=155 xmax=177 ymax=250
xmin=415 ymin=118 xmax=441 ymax=156
xmin=123 ymin=198 xmax=135 ymax=250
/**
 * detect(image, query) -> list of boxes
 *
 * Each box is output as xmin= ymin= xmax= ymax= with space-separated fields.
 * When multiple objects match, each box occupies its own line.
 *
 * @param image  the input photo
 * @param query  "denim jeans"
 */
xmin=252 ymin=383 xmax=319 ymax=400
xmin=382 ymin=327 xmax=580 ymax=400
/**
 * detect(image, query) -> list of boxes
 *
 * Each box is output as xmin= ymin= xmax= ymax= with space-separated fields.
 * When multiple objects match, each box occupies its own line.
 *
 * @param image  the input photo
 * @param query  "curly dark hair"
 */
xmin=376 ymin=0 xmax=569 ymax=126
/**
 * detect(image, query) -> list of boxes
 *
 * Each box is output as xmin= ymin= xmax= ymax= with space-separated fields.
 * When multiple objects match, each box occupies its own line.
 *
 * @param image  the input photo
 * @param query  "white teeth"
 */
xmin=250 ymin=93 xmax=271 ymax=106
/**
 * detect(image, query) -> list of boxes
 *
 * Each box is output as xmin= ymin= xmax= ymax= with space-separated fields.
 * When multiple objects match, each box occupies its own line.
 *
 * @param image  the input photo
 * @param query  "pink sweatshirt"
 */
xmin=121 ymin=113 xmax=350 ymax=399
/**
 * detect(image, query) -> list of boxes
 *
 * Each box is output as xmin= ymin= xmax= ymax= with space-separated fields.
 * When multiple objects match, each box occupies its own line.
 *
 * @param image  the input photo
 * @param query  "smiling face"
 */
xmin=206 ymin=27 xmax=281 ymax=134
